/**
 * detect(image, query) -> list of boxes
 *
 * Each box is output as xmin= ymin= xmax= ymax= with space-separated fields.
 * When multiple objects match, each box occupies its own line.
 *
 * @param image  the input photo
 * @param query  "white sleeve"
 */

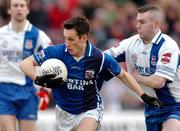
xmin=105 ymin=39 xmax=129 ymax=57
xmin=104 ymin=36 xmax=135 ymax=64
xmin=36 ymin=30 xmax=52 ymax=50
xmin=155 ymin=42 xmax=179 ymax=81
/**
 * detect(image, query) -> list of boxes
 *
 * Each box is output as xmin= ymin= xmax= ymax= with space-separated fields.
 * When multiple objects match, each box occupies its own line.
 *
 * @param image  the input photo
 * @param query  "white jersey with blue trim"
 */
xmin=106 ymin=30 xmax=180 ymax=104
xmin=34 ymin=42 xmax=121 ymax=114
xmin=0 ymin=21 xmax=51 ymax=86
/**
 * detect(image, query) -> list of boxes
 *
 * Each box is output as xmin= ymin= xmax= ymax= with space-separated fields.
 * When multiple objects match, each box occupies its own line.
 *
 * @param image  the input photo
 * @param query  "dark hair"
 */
xmin=8 ymin=0 xmax=30 ymax=9
xmin=138 ymin=5 xmax=160 ymax=13
xmin=64 ymin=16 xmax=90 ymax=37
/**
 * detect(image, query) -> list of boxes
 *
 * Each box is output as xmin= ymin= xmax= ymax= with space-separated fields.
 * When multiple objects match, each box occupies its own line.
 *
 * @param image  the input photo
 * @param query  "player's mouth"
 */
xmin=67 ymin=49 xmax=73 ymax=54
xmin=17 ymin=12 xmax=22 ymax=15
xmin=138 ymin=31 xmax=142 ymax=35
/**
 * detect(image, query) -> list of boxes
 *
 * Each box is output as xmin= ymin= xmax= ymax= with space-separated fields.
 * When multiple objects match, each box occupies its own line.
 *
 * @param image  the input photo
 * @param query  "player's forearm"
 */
xmin=20 ymin=56 xmax=37 ymax=80
xmin=117 ymin=71 xmax=144 ymax=97
xmin=137 ymin=75 xmax=166 ymax=89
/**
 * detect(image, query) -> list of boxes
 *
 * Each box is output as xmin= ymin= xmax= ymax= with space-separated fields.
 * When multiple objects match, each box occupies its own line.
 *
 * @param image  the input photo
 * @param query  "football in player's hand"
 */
xmin=40 ymin=58 xmax=68 ymax=81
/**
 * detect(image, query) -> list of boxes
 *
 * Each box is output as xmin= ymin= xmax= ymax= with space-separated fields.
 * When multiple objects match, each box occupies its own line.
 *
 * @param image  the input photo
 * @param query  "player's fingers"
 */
xmin=44 ymin=74 xmax=56 ymax=79
xmin=153 ymin=101 xmax=160 ymax=107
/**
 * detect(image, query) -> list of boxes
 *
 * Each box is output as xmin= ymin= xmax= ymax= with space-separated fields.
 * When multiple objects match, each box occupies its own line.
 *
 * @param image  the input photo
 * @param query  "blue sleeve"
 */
xmin=99 ymin=53 xmax=121 ymax=81
xmin=115 ymin=51 xmax=126 ymax=62
xmin=33 ymin=44 xmax=64 ymax=65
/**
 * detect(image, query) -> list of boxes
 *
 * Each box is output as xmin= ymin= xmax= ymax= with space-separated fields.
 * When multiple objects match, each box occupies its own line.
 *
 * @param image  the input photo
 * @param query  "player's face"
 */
xmin=8 ymin=0 xmax=29 ymax=22
xmin=64 ymin=29 xmax=87 ymax=57
xmin=136 ymin=12 xmax=156 ymax=43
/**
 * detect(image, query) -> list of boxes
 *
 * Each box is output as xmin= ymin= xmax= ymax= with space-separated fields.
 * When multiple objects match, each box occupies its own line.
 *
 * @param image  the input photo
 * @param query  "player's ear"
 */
xmin=7 ymin=8 xmax=11 ymax=15
xmin=27 ymin=8 xmax=30 ymax=15
xmin=80 ymin=35 xmax=88 ymax=43
xmin=154 ymin=20 xmax=160 ymax=29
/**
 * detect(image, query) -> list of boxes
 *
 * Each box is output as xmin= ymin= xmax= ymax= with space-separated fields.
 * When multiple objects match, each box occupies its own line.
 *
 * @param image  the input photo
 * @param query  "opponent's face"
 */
xmin=136 ymin=12 xmax=156 ymax=42
xmin=64 ymin=29 xmax=87 ymax=57
xmin=8 ymin=0 xmax=29 ymax=22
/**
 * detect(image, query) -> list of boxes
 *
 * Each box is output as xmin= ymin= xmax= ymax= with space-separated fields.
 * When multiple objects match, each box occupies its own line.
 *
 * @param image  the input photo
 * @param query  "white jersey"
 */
xmin=106 ymin=30 xmax=180 ymax=104
xmin=0 ymin=21 xmax=51 ymax=86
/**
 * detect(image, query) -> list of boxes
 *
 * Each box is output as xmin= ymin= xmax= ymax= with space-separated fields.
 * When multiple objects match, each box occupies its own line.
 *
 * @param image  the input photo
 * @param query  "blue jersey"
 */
xmin=34 ymin=42 xmax=121 ymax=114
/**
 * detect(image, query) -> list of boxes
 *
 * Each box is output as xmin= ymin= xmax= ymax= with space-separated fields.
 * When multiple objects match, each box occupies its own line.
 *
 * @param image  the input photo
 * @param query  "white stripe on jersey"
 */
xmin=99 ymin=53 xmax=105 ymax=73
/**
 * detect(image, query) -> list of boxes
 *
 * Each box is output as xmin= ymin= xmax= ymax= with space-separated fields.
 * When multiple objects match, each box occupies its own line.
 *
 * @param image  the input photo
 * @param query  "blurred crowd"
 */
xmin=0 ymin=0 xmax=180 ymax=111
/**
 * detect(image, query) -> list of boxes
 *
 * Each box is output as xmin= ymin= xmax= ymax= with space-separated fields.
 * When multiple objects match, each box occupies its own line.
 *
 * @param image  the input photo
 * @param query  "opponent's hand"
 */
xmin=141 ymin=93 xmax=164 ymax=107
xmin=37 ymin=88 xmax=50 ymax=110
xmin=35 ymin=74 xmax=65 ymax=88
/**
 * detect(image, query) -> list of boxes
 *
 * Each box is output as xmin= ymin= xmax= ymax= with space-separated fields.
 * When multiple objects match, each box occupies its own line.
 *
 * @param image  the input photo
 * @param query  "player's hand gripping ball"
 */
xmin=40 ymin=58 xmax=68 ymax=81
xmin=35 ymin=59 xmax=68 ymax=87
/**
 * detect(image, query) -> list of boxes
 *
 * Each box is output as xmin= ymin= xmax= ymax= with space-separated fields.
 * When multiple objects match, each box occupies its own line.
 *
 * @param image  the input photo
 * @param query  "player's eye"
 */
xmin=13 ymin=4 xmax=18 ymax=8
xmin=68 ymin=38 xmax=75 ymax=42
xmin=139 ymin=20 xmax=145 ymax=24
xmin=20 ymin=4 xmax=25 ymax=8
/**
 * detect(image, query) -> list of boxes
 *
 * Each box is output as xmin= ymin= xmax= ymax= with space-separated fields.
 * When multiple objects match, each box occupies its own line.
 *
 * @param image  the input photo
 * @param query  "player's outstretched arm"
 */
xmin=117 ymin=69 xmax=144 ymax=97
xmin=116 ymin=69 xmax=163 ymax=107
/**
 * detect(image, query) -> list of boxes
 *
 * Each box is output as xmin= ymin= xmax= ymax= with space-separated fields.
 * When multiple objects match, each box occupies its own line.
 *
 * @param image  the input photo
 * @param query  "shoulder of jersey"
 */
xmin=162 ymin=34 xmax=179 ymax=49
xmin=0 ymin=25 xmax=8 ymax=33
xmin=162 ymin=34 xmax=177 ymax=43
xmin=129 ymin=34 xmax=139 ymax=40
xmin=121 ymin=34 xmax=140 ymax=44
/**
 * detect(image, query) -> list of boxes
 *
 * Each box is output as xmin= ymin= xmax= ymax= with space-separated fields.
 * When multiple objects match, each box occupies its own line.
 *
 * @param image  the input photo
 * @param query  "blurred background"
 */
xmin=0 ymin=0 xmax=179 ymax=130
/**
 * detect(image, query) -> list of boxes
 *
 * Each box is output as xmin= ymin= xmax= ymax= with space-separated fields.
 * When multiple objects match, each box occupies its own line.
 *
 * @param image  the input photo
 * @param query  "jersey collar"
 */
xmin=64 ymin=41 xmax=92 ymax=57
xmin=151 ymin=30 xmax=162 ymax=44
xmin=8 ymin=20 xmax=31 ymax=32
xmin=85 ymin=41 xmax=92 ymax=57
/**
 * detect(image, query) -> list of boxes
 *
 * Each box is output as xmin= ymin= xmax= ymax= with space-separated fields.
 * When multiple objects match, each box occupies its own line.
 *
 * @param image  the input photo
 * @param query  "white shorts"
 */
xmin=55 ymin=105 xmax=103 ymax=131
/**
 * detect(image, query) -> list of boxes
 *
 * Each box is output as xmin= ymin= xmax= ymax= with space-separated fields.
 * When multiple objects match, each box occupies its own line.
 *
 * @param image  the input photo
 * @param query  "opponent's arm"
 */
xmin=132 ymin=70 xmax=166 ymax=89
xmin=117 ymin=69 xmax=163 ymax=107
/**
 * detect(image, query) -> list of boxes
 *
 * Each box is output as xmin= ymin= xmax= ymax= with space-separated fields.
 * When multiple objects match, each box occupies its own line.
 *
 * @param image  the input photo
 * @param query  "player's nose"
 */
xmin=65 ymin=42 xmax=71 ymax=49
xmin=136 ymin=22 xmax=142 ymax=30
